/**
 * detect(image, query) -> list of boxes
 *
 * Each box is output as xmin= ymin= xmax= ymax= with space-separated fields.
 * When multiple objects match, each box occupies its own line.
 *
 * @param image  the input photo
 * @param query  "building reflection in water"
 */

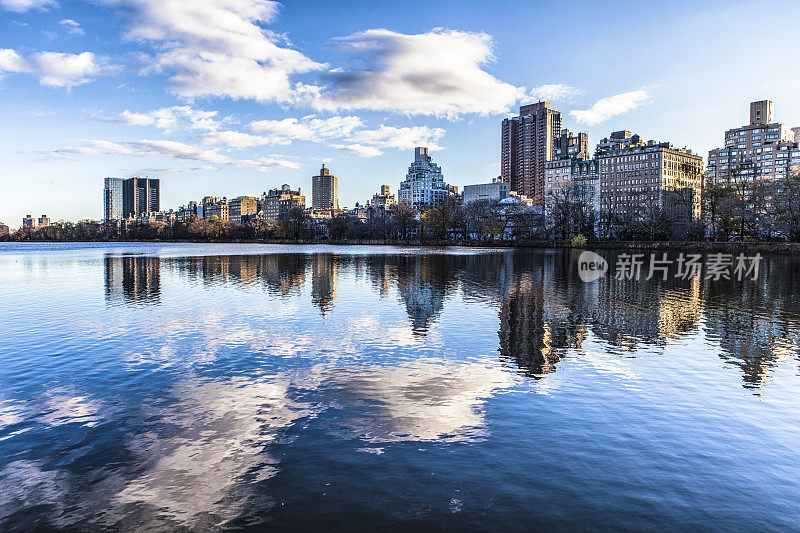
xmin=104 ymin=255 xmax=161 ymax=305
xmin=704 ymin=256 xmax=800 ymax=390
xmin=104 ymin=250 xmax=800 ymax=390
xmin=166 ymin=254 xmax=308 ymax=297
xmin=311 ymin=254 xmax=338 ymax=315
xmin=394 ymin=255 xmax=457 ymax=336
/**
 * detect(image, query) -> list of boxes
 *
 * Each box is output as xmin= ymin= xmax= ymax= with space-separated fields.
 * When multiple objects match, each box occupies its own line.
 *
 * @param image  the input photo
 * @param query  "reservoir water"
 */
xmin=1 ymin=243 xmax=799 ymax=530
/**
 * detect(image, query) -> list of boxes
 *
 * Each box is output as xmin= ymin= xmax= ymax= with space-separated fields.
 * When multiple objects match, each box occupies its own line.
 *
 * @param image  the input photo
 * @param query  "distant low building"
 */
xmin=175 ymin=201 xmax=200 ymax=223
xmin=0 ymin=223 xmax=9 ymax=237
xmin=463 ymin=180 xmax=510 ymax=204
xmin=262 ymin=184 xmax=305 ymax=221
xmin=204 ymin=198 xmax=229 ymax=222
xmin=368 ymin=185 xmax=396 ymax=208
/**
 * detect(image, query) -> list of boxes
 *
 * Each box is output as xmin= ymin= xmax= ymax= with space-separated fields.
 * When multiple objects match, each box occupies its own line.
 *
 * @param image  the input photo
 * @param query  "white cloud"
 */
xmin=130 ymin=139 xmax=297 ymax=171
xmin=112 ymin=0 xmax=324 ymax=102
xmin=82 ymin=139 xmax=134 ymax=154
xmin=130 ymin=139 xmax=233 ymax=165
xmin=200 ymin=130 xmax=289 ymax=148
xmin=330 ymin=143 xmax=383 ymax=158
xmin=348 ymin=124 xmax=445 ymax=151
xmin=31 ymin=51 xmax=100 ymax=88
xmin=44 ymin=136 xmax=298 ymax=172
xmin=59 ymin=19 xmax=85 ymax=36
xmin=236 ymin=156 xmax=300 ymax=170
xmin=569 ymin=90 xmax=649 ymax=126
xmin=203 ymin=114 xmax=446 ymax=157
xmin=311 ymin=28 xmax=525 ymax=118
xmin=0 ymin=0 xmax=56 ymax=12
xmin=118 ymin=106 xmax=221 ymax=133
xmin=248 ymin=115 xmax=364 ymax=141
xmin=528 ymin=83 xmax=583 ymax=102
xmin=0 ymin=48 xmax=28 ymax=75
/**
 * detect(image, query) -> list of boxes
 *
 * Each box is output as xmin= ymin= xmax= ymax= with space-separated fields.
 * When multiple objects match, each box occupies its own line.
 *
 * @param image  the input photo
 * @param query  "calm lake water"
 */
xmin=1 ymin=243 xmax=800 ymax=531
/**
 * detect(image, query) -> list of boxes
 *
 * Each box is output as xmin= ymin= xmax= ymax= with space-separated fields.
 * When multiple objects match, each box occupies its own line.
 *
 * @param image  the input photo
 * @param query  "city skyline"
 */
xmin=2 ymin=0 xmax=800 ymax=228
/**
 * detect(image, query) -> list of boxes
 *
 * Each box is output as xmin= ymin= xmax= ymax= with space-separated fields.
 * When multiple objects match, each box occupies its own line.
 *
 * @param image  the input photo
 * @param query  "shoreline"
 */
xmin=3 ymin=239 xmax=800 ymax=254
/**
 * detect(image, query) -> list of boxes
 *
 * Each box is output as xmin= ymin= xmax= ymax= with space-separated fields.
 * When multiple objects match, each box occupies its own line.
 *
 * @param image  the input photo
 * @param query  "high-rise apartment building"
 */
xmin=103 ymin=177 xmax=123 ymax=221
xmin=229 ymin=196 xmax=259 ymax=222
xmin=312 ymin=164 xmax=338 ymax=210
xmin=122 ymin=177 xmax=160 ymax=218
xmin=501 ymin=102 xmax=562 ymax=204
xmin=22 ymin=215 xmax=35 ymax=229
xmin=706 ymin=100 xmax=800 ymax=183
xmin=38 ymin=215 xmax=50 ymax=228
xmin=0 ymin=223 xmax=9 ymax=237
xmin=597 ymin=133 xmax=704 ymax=231
xmin=262 ymin=185 xmax=305 ymax=221
xmin=398 ymin=147 xmax=453 ymax=212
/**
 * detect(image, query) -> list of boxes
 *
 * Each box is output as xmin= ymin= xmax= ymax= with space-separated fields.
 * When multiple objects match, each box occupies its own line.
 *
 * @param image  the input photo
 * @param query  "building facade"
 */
xmin=706 ymin=100 xmax=800 ymax=183
xmin=312 ymin=164 xmax=339 ymax=210
xmin=501 ymin=102 xmax=562 ymax=204
xmin=229 ymin=196 xmax=259 ymax=222
xmin=368 ymin=185 xmax=396 ymax=208
xmin=103 ymin=177 xmax=123 ymax=221
xmin=204 ymin=197 xmax=229 ymax=222
xmin=463 ymin=180 xmax=510 ymax=204
xmin=597 ymin=134 xmax=704 ymax=233
xmin=122 ymin=177 xmax=160 ymax=218
xmin=22 ymin=215 xmax=35 ymax=229
xmin=544 ymin=158 xmax=600 ymax=232
xmin=38 ymin=215 xmax=50 ymax=228
xmin=262 ymin=185 xmax=305 ymax=221
xmin=398 ymin=147 xmax=453 ymax=212
xmin=554 ymin=129 xmax=589 ymax=161
xmin=175 ymin=201 xmax=200 ymax=223
xmin=0 ymin=223 xmax=8 ymax=237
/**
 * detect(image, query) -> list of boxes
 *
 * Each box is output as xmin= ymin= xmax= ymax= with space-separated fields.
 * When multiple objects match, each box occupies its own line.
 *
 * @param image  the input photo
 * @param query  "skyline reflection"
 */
xmin=99 ymin=249 xmax=800 ymax=391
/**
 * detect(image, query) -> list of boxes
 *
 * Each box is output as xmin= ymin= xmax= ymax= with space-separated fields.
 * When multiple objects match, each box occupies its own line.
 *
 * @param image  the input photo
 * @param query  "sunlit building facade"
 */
xmin=398 ymin=147 xmax=453 ymax=212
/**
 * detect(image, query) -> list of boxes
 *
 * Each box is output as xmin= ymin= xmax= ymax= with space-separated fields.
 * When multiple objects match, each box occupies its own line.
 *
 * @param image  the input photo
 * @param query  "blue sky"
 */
xmin=1 ymin=0 xmax=799 ymax=228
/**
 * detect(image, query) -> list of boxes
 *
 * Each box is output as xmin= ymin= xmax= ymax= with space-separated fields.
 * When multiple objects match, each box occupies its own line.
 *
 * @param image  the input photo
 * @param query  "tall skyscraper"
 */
xmin=312 ymin=164 xmax=338 ymax=210
xmin=398 ymin=147 xmax=453 ymax=212
xmin=103 ymin=177 xmax=123 ymax=221
xmin=122 ymin=177 xmax=160 ymax=218
xmin=706 ymin=100 xmax=800 ymax=183
xmin=501 ymin=102 xmax=562 ymax=205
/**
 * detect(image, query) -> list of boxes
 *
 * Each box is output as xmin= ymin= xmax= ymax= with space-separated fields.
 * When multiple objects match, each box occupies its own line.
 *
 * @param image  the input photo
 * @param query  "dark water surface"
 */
xmin=1 ymin=243 xmax=800 ymax=531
